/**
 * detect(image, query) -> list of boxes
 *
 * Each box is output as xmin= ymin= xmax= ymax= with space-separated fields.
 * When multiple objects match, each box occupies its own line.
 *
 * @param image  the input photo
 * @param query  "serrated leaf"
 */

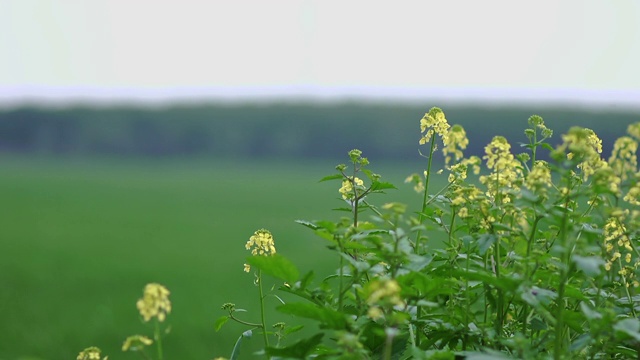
xmin=319 ymin=174 xmax=343 ymax=182
xmin=371 ymin=181 xmax=397 ymax=191
xmin=277 ymin=303 xmax=348 ymax=329
xmin=214 ymin=316 xmax=229 ymax=332
xmin=247 ymin=254 xmax=299 ymax=283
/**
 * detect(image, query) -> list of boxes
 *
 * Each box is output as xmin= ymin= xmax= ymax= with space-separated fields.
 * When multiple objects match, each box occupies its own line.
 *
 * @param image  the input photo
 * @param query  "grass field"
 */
xmin=0 ymin=155 xmax=431 ymax=359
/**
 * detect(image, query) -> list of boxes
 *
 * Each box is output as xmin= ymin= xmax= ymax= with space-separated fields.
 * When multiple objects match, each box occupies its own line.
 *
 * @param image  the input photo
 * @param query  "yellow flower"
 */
xmin=122 ymin=335 xmax=153 ymax=351
xmin=608 ymin=136 xmax=638 ymax=180
xmin=404 ymin=173 xmax=424 ymax=193
xmin=339 ymin=176 xmax=364 ymax=200
xmin=76 ymin=347 xmax=106 ymax=360
xmin=246 ymin=229 xmax=276 ymax=256
xmin=458 ymin=207 xmax=469 ymax=218
xmin=419 ymin=107 xmax=450 ymax=145
xmin=443 ymin=124 xmax=469 ymax=165
xmin=555 ymin=127 xmax=605 ymax=180
xmin=480 ymin=136 xmax=523 ymax=202
xmin=367 ymin=306 xmax=384 ymax=320
xmin=136 ymin=283 xmax=171 ymax=322
xmin=526 ymin=161 xmax=552 ymax=194
xmin=628 ymin=122 xmax=640 ymax=141
xmin=366 ymin=278 xmax=403 ymax=308
xmin=624 ymin=174 xmax=640 ymax=205
xmin=243 ymin=263 xmax=251 ymax=272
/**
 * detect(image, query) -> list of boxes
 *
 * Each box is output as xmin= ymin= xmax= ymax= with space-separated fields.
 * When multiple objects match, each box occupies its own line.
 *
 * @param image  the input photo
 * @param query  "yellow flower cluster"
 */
xmin=404 ymin=173 xmax=425 ymax=193
xmin=76 ymin=347 xmax=107 ymax=360
xmin=628 ymin=122 xmax=640 ymax=141
xmin=556 ymin=127 xmax=605 ymax=180
xmin=525 ymin=161 xmax=552 ymax=194
xmin=593 ymin=166 xmax=621 ymax=195
xmin=245 ymin=229 xmax=276 ymax=256
xmin=366 ymin=278 xmax=403 ymax=320
xmin=122 ymin=335 xmax=153 ymax=351
xmin=479 ymin=136 xmax=522 ymax=202
xmin=624 ymin=175 xmax=640 ymax=206
xmin=136 ymin=283 xmax=171 ymax=322
xmin=603 ymin=212 xmax=639 ymax=286
xmin=447 ymin=162 xmax=468 ymax=184
xmin=443 ymin=124 xmax=469 ymax=165
xmin=419 ymin=107 xmax=450 ymax=146
xmin=339 ymin=176 xmax=365 ymax=200
xmin=608 ymin=136 xmax=638 ymax=180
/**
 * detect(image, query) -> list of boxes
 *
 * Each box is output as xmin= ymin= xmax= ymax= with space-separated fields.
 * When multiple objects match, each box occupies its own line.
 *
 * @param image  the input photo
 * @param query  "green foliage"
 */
xmin=211 ymin=111 xmax=640 ymax=359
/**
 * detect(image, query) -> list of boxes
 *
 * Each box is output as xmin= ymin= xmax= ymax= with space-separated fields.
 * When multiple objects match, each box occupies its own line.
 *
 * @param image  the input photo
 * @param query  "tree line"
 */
xmin=0 ymin=101 xmax=637 ymax=162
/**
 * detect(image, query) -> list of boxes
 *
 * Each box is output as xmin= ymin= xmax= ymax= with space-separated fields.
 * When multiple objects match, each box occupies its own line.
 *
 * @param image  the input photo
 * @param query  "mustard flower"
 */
xmin=527 ymin=115 xmax=553 ymax=139
xmin=339 ymin=176 xmax=365 ymax=200
xmin=443 ymin=124 xmax=469 ymax=165
xmin=608 ymin=136 xmax=638 ymax=180
xmin=479 ymin=136 xmax=523 ymax=202
xmin=419 ymin=107 xmax=450 ymax=146
xmin=554 ymin=127 xmax=605 ymax=180
xmin=246 ymin=229 xmax=276 ymax=256
xmin=404 ymin=173 xmax=424 ymax=193
xmin=628 ymin=122 xmax=640 ymax=141
xmin=603 ymin=212 xmax=638 ymax=279
xmin=461 ymin=156 xmax=482 ymax=175
xmin=525 ymin=161 xmax=552 ymax=194
xmin=136 ymin=283 xmax=171 ymax=322
xmin=122 ymin=335 xmax=153 ymax=351
xmin=366 ymin=278 xmax=403 ymax=308
xmin=76 ymin=347 xmax=107 ymax=360
xmin=624 ymin=176 xmax=640 ymax=206
xmin=592 ymin=166 xmax=621 ymax=195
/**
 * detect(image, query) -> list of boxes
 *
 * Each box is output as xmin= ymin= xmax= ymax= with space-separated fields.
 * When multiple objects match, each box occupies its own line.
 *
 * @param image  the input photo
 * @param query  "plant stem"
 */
xmin=155 ymin=320 xmax=163 ymax=360
xmin=415 ymin=133 xmax=437 ymax=254
xmin=258 ymin=269 xmax=270 ymax=351
xmin=554 ymin=176 xmax=572 ymax=360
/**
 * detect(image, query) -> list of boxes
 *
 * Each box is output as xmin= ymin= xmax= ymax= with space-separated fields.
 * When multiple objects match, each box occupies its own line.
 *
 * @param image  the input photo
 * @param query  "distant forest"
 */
xmin=1 ymin=102 xmax=638 ymax=162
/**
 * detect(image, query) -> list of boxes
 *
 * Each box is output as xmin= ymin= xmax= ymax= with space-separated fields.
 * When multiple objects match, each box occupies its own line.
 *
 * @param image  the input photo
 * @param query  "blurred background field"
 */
xmin=1 ymin=102 xmax=638 ymax=359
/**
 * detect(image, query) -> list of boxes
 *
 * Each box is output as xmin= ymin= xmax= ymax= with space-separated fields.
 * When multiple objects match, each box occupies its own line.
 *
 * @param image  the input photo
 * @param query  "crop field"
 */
xmin=0 ymin=155 xmax=424 ymax=359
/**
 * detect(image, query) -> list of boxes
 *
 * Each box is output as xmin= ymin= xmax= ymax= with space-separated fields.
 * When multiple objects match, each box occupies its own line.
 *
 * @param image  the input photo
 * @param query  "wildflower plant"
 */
xmin=123 ymin=283 xmax=171 ymax=360
xmin=78 ymin=109 xmax=640 ymax=360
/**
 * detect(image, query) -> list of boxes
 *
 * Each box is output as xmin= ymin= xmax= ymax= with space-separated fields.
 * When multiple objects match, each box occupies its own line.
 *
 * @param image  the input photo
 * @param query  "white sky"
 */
xmin=1 ymin=0 xmax=640 ymax=107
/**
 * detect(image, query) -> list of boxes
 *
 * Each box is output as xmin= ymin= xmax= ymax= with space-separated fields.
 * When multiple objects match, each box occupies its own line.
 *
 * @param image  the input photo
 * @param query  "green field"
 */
xmin=0 ymin=156 xmax=429 ymax=359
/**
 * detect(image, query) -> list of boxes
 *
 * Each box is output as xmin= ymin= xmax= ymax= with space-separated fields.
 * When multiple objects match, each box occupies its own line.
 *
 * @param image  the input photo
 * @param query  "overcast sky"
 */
xmin=1 ymin=0 xmax=639 ymax=107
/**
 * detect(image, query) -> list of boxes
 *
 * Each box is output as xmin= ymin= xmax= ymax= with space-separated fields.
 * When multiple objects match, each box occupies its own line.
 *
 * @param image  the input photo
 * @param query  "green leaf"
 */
xmin=277 ymin=302 xmax=348 ymax=329
xmin=370 ymin=181 xmax=397 ymax=191
xmin=295 ymin=219 xmax=319 ymax=230
xmin=214 ymin=316 xmax=229 ymax=332
xmin=246 ymin=254 xmax=299 ymax=283
xmin=614 ymin=318 xmax=640 ymax=341
xmin=319 ymin=174 xmax=343 ymax=182
xmin=284 ymin=324 xmax=304 ymax=335
xmin=230 ymin=330 xmax=252 ymax=360
xmin=572 ymin=255 xmax=604 ymax=277
xmin=540 ymin=143 xmax=554 ymax=151
xmin=476 ymin=234 xmax=496 ymax=255
xmin=265 ymin=333 xmax=324 ymax=359
xmin=465 ymin=350 xmax=514 ymax=359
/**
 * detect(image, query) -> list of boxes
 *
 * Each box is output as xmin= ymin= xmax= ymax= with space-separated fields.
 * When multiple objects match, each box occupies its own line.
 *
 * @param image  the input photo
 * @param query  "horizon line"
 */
xmin=1 ymin=85 xmax=639 ymax=110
